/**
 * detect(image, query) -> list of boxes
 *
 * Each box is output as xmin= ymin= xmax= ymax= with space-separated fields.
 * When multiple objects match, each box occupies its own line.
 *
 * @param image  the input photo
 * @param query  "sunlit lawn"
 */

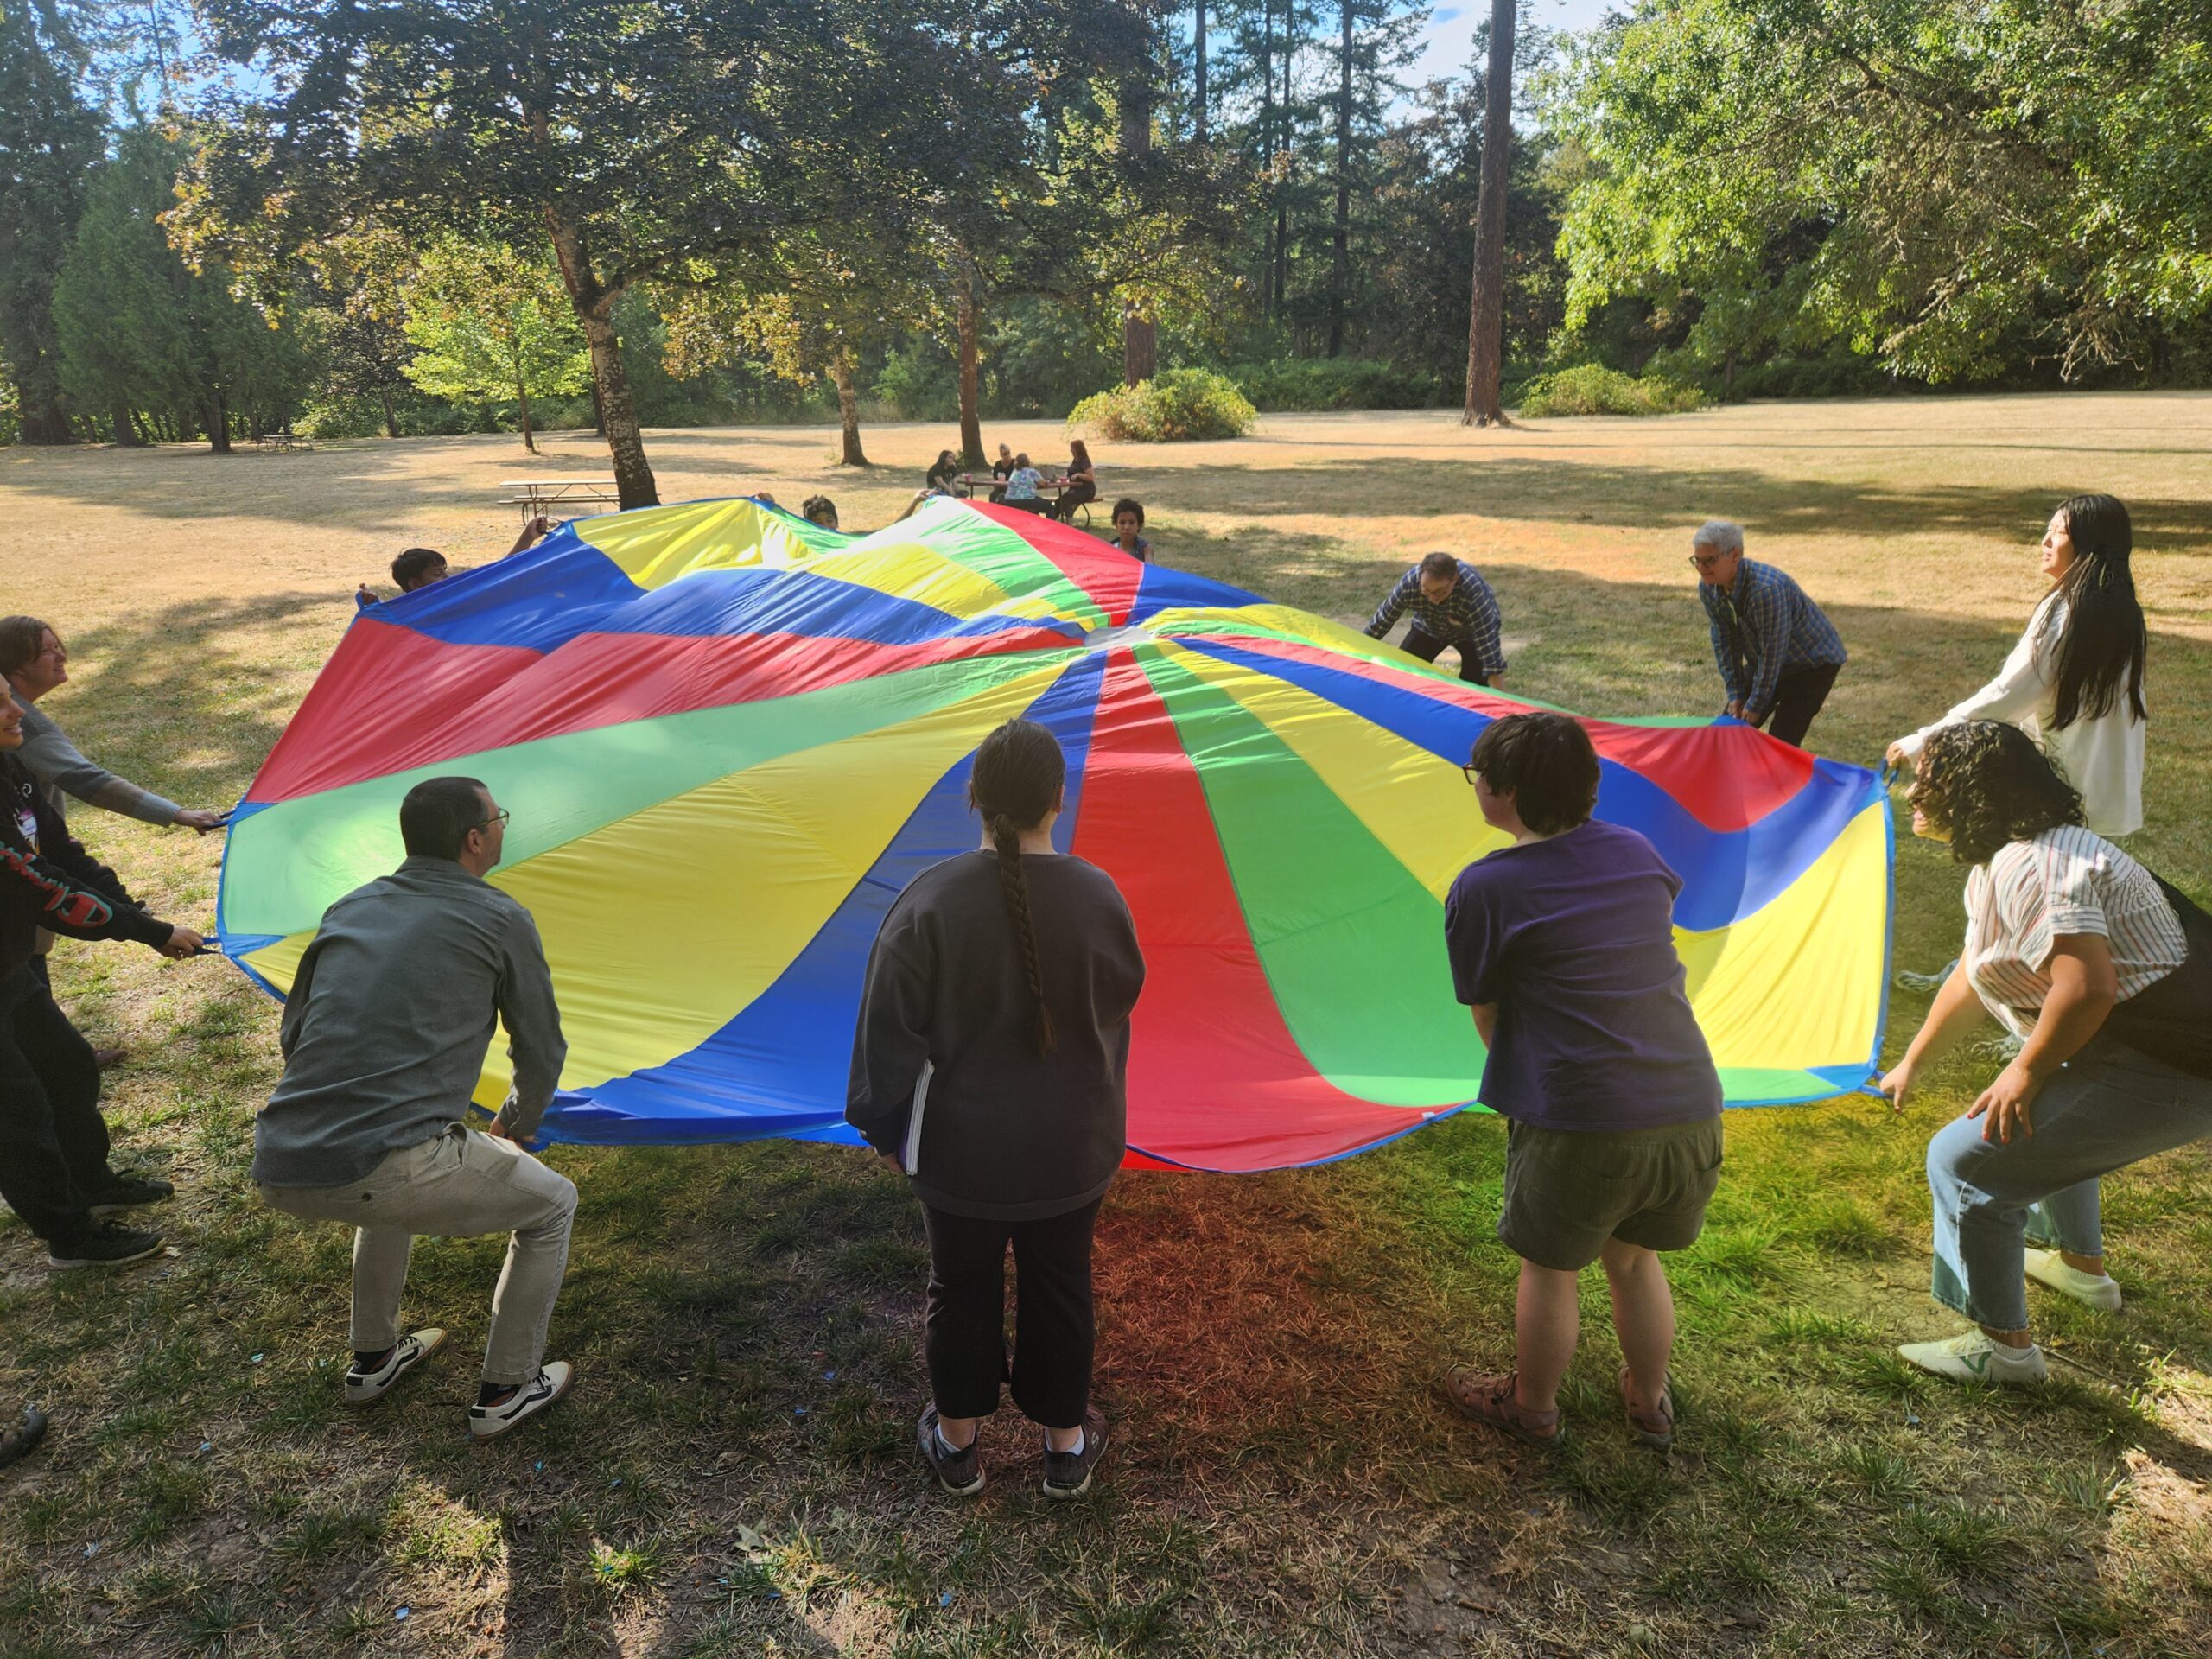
xmin=3 ymin=395 xmax=2209 ymax=1656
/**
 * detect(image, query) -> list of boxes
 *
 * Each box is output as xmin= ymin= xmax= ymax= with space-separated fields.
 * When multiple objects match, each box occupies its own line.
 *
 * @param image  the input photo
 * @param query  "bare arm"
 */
xmin=1970 ymin=936 xmax=2118 ymax=1144
xmin=1471 ymin=1003 xmax=1497 ymax=1047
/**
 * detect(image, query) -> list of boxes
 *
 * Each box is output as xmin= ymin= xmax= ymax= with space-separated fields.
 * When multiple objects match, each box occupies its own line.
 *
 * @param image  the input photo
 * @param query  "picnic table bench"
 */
xmin=499 ymin=478 xmax=622 ymax=522
xmin=252 ymin=430 xmax=309 ymax=453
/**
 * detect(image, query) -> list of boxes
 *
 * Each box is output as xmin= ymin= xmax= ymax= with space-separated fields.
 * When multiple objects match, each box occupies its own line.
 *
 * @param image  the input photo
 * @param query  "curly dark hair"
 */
xmin=1908 ymin=720 xmax=2085 ymax=866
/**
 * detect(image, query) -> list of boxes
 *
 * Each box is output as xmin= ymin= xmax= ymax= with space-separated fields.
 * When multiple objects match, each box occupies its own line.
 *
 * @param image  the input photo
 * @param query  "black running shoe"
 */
xmin=917 ymin=1404 xmax=985 ymax=1497
xmin=89 ymin=1171 xmax=175 ymax=1217
xmin=0 ymin=1405 xmax=48 ymax=1469
xmin=47 ymin=1221 xmax=164 ymax=1269
xmin=1040 ymin=1408 xmax=1108 ymax=1501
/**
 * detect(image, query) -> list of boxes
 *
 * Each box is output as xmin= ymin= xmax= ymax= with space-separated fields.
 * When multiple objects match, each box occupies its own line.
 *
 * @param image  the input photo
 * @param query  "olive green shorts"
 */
xmin=1497 ymin=1116 xmax=1725 ymax=1272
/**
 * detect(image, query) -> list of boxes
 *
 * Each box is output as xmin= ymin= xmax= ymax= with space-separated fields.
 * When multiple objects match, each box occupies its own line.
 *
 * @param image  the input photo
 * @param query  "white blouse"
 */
xmin=1963 ymin=826 xmax=2184 ymax=1039
xmin=1894 ymin=594 xmax=2145 ymax=837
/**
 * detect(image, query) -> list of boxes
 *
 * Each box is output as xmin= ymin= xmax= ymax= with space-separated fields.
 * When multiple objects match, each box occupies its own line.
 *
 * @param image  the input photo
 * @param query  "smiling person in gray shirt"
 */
xmin=254 ymin=775 xmax=577 ymax=1440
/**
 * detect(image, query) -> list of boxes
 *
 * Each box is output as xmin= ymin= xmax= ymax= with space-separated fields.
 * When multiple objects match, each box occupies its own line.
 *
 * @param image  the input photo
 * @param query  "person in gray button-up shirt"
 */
xmin=254 ymin=776 xmax=580 ymax=1440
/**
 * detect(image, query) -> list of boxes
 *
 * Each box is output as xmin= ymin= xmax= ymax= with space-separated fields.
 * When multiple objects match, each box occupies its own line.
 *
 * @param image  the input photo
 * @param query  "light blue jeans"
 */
xmin=1926 ymin=1034 xmax=2212 ymax=1333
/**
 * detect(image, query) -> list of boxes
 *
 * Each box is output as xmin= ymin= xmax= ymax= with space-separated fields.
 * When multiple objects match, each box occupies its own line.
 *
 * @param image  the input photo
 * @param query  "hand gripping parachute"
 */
xmin=218 ymin=497 xmax=1892 ymax=1170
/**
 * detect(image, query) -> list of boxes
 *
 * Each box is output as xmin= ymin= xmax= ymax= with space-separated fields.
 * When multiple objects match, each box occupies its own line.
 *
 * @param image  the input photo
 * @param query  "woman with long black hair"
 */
xmin=1881 ymin=721 xmax=2210 ymax=1389
xmin=1889 ymin=494 xmax=2149 ymax=836
xmin=848 ymin=719 xmax=1145 ymax=1499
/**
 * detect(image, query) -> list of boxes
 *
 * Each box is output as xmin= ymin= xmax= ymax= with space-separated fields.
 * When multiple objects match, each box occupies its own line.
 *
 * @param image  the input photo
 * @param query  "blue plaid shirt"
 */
xmin=1364 ymin=562 xmax=1506 ymax=677
xmin=1700 ymin=558 xmax=1847 ymax=718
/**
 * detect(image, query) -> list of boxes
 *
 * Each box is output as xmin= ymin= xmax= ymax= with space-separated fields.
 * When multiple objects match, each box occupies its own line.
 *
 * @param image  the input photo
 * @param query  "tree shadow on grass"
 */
xmin=44 ymin=591 xmax=342 ymax=816
xmin=1163 ymin=457 xmax=2211 ymax=552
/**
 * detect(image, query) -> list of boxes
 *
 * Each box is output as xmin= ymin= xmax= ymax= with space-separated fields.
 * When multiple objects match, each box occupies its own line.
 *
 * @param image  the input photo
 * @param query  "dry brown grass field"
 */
xmin=1 ymin=395 xmax=2209 ymax=1658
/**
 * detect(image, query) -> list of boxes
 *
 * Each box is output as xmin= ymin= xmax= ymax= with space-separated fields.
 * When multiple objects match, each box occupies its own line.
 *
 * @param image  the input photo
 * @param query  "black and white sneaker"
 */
xmin=1040 ymin=1408 xmax=1108 ymax=1501
xmin=89 ymin=1171 xmax=175 ymax=1217
xmin=344 ymin=1328 xmax=448 ymax=1407
xmin=47 ymin=1221 xmax=164 ymax=1270
xmin=917 ymin=1404 xmax=986 ymax=1497
xmin=467 ymin=1362 xmax=573 ymax=1440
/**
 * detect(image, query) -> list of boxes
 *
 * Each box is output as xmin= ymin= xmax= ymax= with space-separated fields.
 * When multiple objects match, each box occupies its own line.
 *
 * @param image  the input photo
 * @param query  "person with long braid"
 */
xmin=847 ymin=719 xmax=1145 ymax=1500
xmin=1889 ymin=494 xmax=2149 ymax=837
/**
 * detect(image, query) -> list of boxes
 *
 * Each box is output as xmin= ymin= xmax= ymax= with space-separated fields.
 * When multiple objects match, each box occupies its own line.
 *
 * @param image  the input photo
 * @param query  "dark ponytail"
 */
xmin=2046 ymin=494 xmax=2147 ymax=730
xmin=968 ymin=719 xmax=1066 ymax=1054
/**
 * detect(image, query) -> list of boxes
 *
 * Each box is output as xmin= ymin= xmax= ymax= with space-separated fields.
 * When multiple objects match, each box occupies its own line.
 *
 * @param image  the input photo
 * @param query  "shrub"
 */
xmin=1515 ymin=364 xmax=1706 ymax=418
xmin=1067 ymin=368 xmax=1256 ymax=442
xmin=1228 ymin=356 xmax=1445 ymax=411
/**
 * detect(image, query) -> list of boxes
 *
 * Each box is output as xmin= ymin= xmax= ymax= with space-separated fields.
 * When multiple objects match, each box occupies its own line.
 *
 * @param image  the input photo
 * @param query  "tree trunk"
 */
xmin=1193 ymin=2 xmax=1207 ymax=139
xmin=516 ymin=371 xmax=538 ymax=454
xmin=1461 ymin=0 xmax=1516 ymax=428
xmin=1122 ymin=39 xmax=1159 ymax=386
xmin=1330 ymin=0 xmax=1353 ymax=357
xmin=1260 ymin=1 xmax=1274 ymax=305
xmin=206 ymin=391 xmax=232 ymax=454
xmin=15 ymin=390 xmax=73 ymax=445
xmin=830 ymin=348 xmax=868 ymax=466
xmin=541 ymin=181 xmax=657 ymax=506
xmin=111 ymin=399 xmax=144 ymax=447
xmin=380 ymin=386 xmax=400 ymax=438
xmin=956 ymin=264 xmax=984 ymax=466
xmin=589 ymin=377 xmax=606 ymax=436
xmin=1274 ymin=32 xmax=1294 ymax=321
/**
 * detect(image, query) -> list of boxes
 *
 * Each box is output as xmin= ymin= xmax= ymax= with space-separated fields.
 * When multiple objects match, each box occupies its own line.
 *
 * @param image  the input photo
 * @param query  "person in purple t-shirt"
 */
xmin=1435 ymin=712 xmax=1724 ymax=1452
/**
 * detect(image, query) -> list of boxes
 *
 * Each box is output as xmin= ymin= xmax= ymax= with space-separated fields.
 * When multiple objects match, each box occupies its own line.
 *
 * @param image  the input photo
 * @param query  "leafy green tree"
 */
xmin=0 ymin=0 xmax=105 ymax=442
xmin=401 ymin=234 xmax=588 ymax=454
xmin=54 ymin=127 xmax=305 ymax=451
xmin=1554 ymin=0 xmax=2212 ymax=384
xmin=183 ymin=0 xmax=1155 ymax=508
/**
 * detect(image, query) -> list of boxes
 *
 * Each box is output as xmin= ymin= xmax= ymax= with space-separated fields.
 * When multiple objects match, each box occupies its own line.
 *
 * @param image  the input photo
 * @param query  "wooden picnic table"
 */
xmin=950 ymin=472 xmax=1095 ymax=524
xmin=499 ymin=478 xmax=621 ymax=522
xmin=253 ymin=430 xmax=308 ymax=453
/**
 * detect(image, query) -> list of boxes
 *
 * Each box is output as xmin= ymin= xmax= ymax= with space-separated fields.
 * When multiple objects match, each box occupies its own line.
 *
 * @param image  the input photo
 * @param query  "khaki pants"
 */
xmin=259 ymin=1123 xmax=576 ymax=1386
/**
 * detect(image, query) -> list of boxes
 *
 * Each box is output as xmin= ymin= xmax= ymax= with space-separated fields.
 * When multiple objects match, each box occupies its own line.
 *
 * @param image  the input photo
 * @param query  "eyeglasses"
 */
xmin=1687 ymin=553 xmax=1730 ymax=570
xmin=474 ymin=809 xmax=511 ymax=832
xmin=1461 ymin=763 xmax=1482 ymax=786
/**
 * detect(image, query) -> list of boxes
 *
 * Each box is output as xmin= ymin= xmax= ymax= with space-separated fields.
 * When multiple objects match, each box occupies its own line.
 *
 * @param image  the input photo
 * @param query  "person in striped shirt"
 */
xmin=1690 ymin=522 xmax=1847 ymax=747
xmin=1363 ymin=553 xmax=1510 ymax=689
xmin=1878 ymin=721 xmax=2209 ymax=1389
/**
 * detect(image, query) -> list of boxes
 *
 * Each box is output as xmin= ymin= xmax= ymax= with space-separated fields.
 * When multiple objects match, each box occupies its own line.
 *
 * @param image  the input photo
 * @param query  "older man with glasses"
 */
xmin=253 ymin=775 xmax=578 ymax=1440
xmin=1688 ymin=521 xmax=1847 ymax=748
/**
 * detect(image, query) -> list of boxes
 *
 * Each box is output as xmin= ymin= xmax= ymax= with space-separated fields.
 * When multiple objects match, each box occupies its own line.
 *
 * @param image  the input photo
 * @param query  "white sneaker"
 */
xmin=344 ymin=1328 xmax=447 ymax=1406
xmin=2024 ymin=1248 xmax=2122 ymax=1312
xmin=467 ymin=1362 xmax=573 ymax=1440
xmin=1897 ymin=1331 xmax=2047 ymax=1387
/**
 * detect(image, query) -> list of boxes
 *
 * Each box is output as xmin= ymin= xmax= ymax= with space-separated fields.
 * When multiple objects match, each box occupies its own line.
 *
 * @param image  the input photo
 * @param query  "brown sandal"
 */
xmin=1436 ymin=1367 xmax=1563 ymax=1448
xmin=1618 ymin=1365 xmax=1675 ymax=1449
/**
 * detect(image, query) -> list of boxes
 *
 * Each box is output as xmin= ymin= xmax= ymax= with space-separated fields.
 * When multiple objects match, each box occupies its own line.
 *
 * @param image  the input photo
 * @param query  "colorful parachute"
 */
xmin=218 ymin=496 xmax=1891 ymax=1171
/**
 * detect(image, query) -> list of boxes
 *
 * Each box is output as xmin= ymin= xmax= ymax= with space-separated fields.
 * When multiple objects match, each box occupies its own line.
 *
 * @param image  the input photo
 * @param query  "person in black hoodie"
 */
xmin=848 ymin=718 xmax=1144 ymax=1500
xmin=0 ymin=685 xmax=205 ymax=1268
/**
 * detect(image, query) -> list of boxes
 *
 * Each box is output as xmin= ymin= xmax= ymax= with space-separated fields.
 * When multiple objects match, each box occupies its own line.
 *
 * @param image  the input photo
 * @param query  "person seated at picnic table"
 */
xmin=1364 ymin=552 xmax=1510 ymax=689
xmin=1105 ymin=499 xmax=1153 ymax=563
xmin=802 ymin=496 xmax=841 ymax=531
xmin=989 ymin=442 xmax=1015 ymax=503
xmin=1436 ymin=712 xmax=1724 ymax=1452
xmin=1001 ymin=454 xmax=1050 ymax=516
xmin=356 ymin=517 xmax=552 ymax=608
xmin=1051 ymin=440 xmax=1097 ymax=523
xmin=925 ymin=450 xmax=961 ymax=495
xmin=1689 ymin=520 xmax=1847 ymax=748
xmin=0 ymin=616 xmax=227 ymax=1069
xmin=1880 ymin=721 xmax=2212 ymax=1389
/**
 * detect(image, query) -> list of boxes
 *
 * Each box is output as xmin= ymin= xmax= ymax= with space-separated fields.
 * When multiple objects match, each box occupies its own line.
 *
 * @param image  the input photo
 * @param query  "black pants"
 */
xmin=0 ymin=967 xmax=110 ymax=1242
xmin=1402 ymin=626 xmax=1491 ymax=686
xmin=1052 ymin=481 xmax=1098 ymax=521
xmin=920 ymin=1197 xmax=1103 ymax=1430
xmin=1764 ymin=664 xmax=1841 ymax=748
